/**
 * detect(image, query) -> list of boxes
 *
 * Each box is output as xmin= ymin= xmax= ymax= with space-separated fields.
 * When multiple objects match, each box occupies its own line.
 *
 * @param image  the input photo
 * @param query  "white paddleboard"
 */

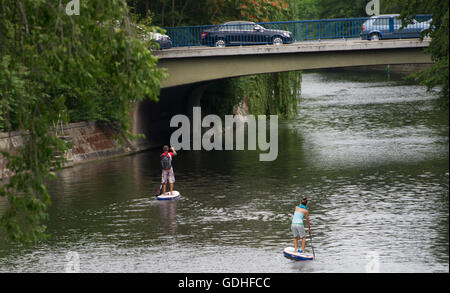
xmin=283 ymin=247 xmax=314 ymax=261
xmin=157 ymin=191 xmax=181 ymax=200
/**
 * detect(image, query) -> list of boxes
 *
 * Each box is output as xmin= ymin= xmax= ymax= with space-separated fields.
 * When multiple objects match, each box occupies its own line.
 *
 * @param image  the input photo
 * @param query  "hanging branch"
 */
xmin=0 ymin=0 xmax=166 ymax=244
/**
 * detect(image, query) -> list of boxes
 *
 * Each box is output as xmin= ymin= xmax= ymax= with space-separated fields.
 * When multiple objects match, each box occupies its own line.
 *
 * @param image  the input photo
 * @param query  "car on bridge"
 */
xmin=149 ymin=32 xmax=172 ymax=50
xmin=360 ymin=14 xmax=431 ymax=41
xmin=200 ymin=21 xmax=293 ymax=47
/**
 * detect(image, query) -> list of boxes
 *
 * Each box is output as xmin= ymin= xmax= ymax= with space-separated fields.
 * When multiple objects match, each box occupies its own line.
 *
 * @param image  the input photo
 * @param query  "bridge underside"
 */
xmin=155 ymin=39 xmax=433 ymax=88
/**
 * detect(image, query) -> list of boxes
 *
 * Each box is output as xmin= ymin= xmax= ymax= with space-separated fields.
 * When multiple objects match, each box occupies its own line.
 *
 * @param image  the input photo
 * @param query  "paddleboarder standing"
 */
xmin=291 ymin=196 xmax=311 ymax=254
xmin=160 ymin=145 xmax=177 ymax=195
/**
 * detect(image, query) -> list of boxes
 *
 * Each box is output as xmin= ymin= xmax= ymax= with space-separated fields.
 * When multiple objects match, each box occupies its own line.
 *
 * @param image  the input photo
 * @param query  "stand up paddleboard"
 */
xmin=156 ymin=191 xmax=181 ymax=200
xmin=283 ymin=247 xmax=314 ymax=261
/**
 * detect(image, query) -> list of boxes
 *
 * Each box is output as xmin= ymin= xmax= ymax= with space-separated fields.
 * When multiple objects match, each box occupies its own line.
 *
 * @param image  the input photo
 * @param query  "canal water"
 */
xmin=0 ymin=70 xmax=448 ymax=272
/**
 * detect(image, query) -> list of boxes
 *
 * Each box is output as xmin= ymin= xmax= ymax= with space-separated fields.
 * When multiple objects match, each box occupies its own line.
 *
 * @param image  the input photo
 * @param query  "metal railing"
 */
xmin=163 ymin=15 xmax=432 ymax=48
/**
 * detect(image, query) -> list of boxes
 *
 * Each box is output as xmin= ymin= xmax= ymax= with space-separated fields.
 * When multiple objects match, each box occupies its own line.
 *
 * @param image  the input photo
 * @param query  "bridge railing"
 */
xmin=163 ymin=15 xmax=432 ymax=48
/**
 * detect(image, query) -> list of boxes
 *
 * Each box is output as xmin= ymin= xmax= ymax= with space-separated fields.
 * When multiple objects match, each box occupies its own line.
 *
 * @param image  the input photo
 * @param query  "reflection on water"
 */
xmin=0 ymin=70 xmax=448 ymax=272
xmin=159 ymin=201 xmax=178 ymax=235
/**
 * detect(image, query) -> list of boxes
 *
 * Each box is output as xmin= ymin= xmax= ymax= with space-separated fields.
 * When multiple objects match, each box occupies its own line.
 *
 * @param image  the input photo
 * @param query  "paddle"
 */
xmin=308 ymin=229 xmax=316 ymax=260
xmin=155 ymin=183 xmax=162 ymax=197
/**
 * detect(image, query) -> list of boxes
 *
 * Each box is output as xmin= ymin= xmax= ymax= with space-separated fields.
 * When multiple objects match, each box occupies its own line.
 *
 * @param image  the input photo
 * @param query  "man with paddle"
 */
xmin=291 ymin=196 xmax=313 ymax=256
xmin=158 ymin=145 xmax=177 ymax=196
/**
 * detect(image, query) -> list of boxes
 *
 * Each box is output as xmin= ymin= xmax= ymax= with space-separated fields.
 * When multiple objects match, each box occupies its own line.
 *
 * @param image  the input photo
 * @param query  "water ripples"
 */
xmin=0 ymin=71 xmax=447 ymax=272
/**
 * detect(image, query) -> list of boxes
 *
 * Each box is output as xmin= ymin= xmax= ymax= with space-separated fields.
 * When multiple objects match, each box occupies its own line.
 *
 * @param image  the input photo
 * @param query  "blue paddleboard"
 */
xmin=157 ymin=191 xmax=181 ymax=201
xmin=283 ymin=247 xmax=314 ymax=261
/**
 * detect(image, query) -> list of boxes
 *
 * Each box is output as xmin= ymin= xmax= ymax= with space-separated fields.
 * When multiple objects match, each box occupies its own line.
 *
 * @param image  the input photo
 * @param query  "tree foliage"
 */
xmin=396 ymin=0 xmax=449 ymax=103
xmin=234 ymin=0 xmax=302 ymax=118
xmin=0 ymin=0 xmax=165 ymax=244
xmin=312 ymin=0 xmax=367 ymax=18
xmin=129 ymin=0 xmax=297 ymax=26
xmin=294 ymin=0 xmax=448 ymax=103
xmin=241 ymin=71 xmax=302 ymax=118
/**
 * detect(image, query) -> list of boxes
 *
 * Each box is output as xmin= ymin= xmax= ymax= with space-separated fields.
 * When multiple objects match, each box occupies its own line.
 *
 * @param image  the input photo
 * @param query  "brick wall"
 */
xmin=0 ymin=122 xmax=141 ymax=180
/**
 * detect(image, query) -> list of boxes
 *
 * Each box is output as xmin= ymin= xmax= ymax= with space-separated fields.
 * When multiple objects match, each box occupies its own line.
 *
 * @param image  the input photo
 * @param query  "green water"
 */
xmin=0 ymin=70 xmax=448 ymax=272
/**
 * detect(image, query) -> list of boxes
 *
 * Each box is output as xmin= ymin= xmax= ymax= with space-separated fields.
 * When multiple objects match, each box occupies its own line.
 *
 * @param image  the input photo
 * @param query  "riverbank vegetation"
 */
xmin=395 ymin=0 xmax=449 ymax=105
xmin=0 ymin=0 xmax=165 ymax=244
xmin=201 ymin=72 xmax=302 ymax=118
xmin=295 ymin=0 xmax=448 ymax=104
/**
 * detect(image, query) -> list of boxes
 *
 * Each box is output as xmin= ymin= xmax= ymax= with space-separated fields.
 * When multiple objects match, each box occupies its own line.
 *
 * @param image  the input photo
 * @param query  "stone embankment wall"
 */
xmin=65 ymin=122 xmax=136 ymax=163
xmin=0 ymin=122 xmax=146 ymax=180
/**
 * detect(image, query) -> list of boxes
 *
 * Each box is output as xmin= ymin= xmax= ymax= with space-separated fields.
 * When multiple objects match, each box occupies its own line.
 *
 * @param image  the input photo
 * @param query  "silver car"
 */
xmin=360 ymin=14 xmax=431 ymax=41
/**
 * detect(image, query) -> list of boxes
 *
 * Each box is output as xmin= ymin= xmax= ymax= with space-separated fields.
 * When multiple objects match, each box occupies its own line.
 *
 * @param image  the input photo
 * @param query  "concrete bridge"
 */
xmin=133 ymin=38 xmax=433 ymax=150
xmin=153 ymin=38 xmax=432 ymax=88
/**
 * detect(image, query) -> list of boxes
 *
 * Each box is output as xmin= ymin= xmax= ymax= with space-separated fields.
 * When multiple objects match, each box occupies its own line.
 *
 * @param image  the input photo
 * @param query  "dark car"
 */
xmin=201 ymin=21 xmax=293 ymax=47
xmin=360 ymin=14 xmax=431 ymax=41
xmin=149 ymin=32 xmax=172 ymax=50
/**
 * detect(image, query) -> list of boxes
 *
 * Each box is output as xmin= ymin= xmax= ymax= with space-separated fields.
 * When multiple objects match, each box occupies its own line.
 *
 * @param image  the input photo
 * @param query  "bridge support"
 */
xmin=185 ymin=83 xmax=210 ymax=119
